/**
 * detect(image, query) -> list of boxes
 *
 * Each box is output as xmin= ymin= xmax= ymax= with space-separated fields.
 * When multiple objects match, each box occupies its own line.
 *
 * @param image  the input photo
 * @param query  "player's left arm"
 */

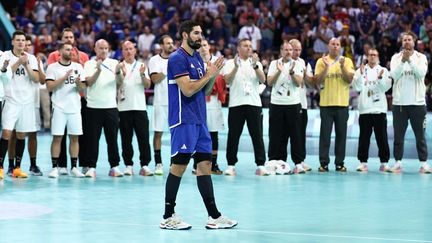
xmin=26 ymin=55 xmax=39 ymax=83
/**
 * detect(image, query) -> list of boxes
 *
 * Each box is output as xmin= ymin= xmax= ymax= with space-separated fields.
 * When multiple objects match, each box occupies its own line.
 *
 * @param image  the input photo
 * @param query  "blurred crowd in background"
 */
xmin=2 ymin=0 xmax=432 ymax=110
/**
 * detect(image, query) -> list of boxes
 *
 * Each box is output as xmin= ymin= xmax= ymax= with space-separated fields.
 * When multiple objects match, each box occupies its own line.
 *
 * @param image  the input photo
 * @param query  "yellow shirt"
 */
xmin=315 ymin=56 xmax=354 ymax=107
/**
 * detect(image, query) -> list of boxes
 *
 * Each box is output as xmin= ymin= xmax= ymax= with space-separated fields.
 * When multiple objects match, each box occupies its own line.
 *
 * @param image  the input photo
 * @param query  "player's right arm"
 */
xmin=149 ymin=57 xmax=166 ymax=84
xmin=174 ymin=56 xmax=224 ymax=97
xmin=46 ymin=64 xmax=72 ymax=92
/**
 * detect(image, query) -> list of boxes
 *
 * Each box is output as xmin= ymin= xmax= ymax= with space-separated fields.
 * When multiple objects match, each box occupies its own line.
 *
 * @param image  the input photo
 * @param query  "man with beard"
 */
xmin=47 ymin=28 xmax=89 ymax=176
xmin=148 ymin=35 xmax=175 ymax=176
xmin=83 ymin=39 xmax=124 ymax=178
xmin=0 ymin=30 xmax=39 ymax=179
xmin=389 ymin=32 xmax=431 ymax=173
xmin=118 ymin=41 xmax=152 ymax=176
xmin=45 ymin=43 xmax=86 ymax=178
xmin=160 ymin=20 xmax=237 ymax=230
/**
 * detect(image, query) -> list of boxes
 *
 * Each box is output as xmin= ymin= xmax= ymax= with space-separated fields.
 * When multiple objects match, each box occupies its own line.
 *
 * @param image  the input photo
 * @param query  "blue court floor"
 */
xmin=1 ymin=107 xmax=432 ymax=243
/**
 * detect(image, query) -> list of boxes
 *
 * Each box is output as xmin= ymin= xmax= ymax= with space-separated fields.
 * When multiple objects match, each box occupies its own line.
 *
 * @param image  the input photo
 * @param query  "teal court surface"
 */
xmin=1 ymin=108 xmax=432 ymax=243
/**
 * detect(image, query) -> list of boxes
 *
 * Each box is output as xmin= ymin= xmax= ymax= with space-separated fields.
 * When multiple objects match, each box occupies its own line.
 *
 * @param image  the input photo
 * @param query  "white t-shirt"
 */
xmin=268 ymin=58 xmax=303 ymax=105
xmin=118 ymin=60 xmax=149 ymax=112
xmin=222 ymin=58 xmax=263 ymax=108
xmin=237 ymin=25 xmax=262 ymax=51
xmin=46 ymin=61 xmax=84 ymax=113
xmin=300 ymin=62 xmax=313 ymax=109
xmin=0 ymin=50 xmax=4 ymax=100
xmin=84 ymin=58 xmax=118 ymax=108
xmin=148 ymin=54 xmax=168 ymax=106
xmin=205 ymin=55 xmax=221 ymax=109
xmin=0 ymin=50 xmax=38 ymax=104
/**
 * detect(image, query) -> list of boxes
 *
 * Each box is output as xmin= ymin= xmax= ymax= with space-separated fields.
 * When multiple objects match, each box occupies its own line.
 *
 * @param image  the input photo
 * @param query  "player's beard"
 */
xmin=187 ymin=36 xmax=201 ymax=50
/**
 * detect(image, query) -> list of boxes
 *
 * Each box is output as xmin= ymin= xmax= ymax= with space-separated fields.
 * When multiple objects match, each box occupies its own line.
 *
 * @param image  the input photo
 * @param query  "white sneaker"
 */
xmin=224 ymin=166 xmax=236 ymax=176
xmin=160 ymin=214 xmax=192 ymax=230
xmin=419 ymin=162 xmax=432 ymax=174
xmin=390 ymin=161 xmax=402 ymax=173
xmin=356 ymin=163 xmax=368 ymax=172
xmin=255 ymin=165 xmax=270 ymax=176
xmin=71 ymin=167 xmax=85 ymax=178
xmin=124 ymin=166 xmax=133 ymax=176
xmin=139 ymin=166 xmax=154 ymax=176
xmin=301 ymin=162 xmax=312 ymax=171
xmin=85 ymin=168 xmax=96 ymax=178
xmin=58 ymin=167 xmax=68 ymax=175
xmin=206 ymin=215 xmax=238 ymax=229
xmin=155 ymin=163 xmax=163 ymax=175
xmin=109 ymin=166 xmax=124 ymax=177
xmin=48 ymin=168 xmax=59 ymax=178
xmin=81 ymin=167 xmax=90 ymax=174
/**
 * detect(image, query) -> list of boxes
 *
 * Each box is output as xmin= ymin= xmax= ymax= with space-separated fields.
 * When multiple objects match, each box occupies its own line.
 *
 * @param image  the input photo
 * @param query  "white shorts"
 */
xmin=51 ymin=109 xmax=83 ymax=136
xmin=206 ymin=96 xmax=224 ymax=132
xmin=152 ymin=105 xmax=169 ymax=132
xmin=2 ymin=101 xmax=37 ymax=132
xmin=35 ymin=108 xmax=41 ymax=131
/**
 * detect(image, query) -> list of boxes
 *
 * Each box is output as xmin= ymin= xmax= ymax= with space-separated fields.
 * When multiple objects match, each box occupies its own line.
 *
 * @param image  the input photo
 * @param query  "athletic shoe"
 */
xmin=302 ymin=162 xmax=312 ymax=172
xmin=81 ymin=167 xmax=90 ymax=175
xmin=419 ymin=163 xmax=432 ymax=174
xmin=379 ymin=164 xmax=391 ymax=172
xmin=85 ymin=168 xmax=96 ymax=178
xmin=275 ymin=160 xmax=290 ymax=175
xmin=29 ymin=165 xmax=43 ymax=176
xmin=154 ymin=163 xmax=163 ymax=175
xmin=255 ymin=166 xmax=270 ymax=176
xmin=356 ymin=163 xmax=368 ymax=172
xmin=124 ymin=166 xmax=133 ymax=176
xmin=224 ymin=166 xmax=236 ymax=176
xmin=0 ymin=168 xmax=4 ymax=180
xmin=139 ymin=166 xmax=154 ymax=176
xmin=335 ymin=165 xmax=347 ymax=172
xmin=12 ymin=167 xmax=28 ymax=178
xmin=206 ymin=215 xmax=238 ymax=229
xmin=292 ymin=165 xmax=306 ymax=174
xmin=71 ymin=167 xmax=85 ymax=178
xmin=160 ymin=214 xmax=192 ymax=230
xmin=318 ymin=165 xmax=329 ymax=172
xmin=390 ymin=161 xmax=402 ymax=173
xmin=109 ymin=166 xmax=124 ymax=177
xmin=7 ymin=167 xmax=13 ymax=176
xmin=211 ymin=164 xmax=223 ymax=175
xmin=58 ymin=167 xmax=68 ymax=175
xmin=48 ymin=168 xmax=59 ymax=178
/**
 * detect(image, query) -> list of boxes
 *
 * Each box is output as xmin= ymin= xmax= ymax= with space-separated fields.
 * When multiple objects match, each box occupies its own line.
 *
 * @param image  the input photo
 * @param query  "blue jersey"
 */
xmin=167 ymin=47 xmax=207 ymax=128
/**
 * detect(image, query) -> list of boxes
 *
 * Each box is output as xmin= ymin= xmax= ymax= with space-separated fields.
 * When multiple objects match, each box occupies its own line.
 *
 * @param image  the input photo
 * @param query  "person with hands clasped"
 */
xmin=0 ymin=30 xmax=40 ymax=179
xmin=45 ymin=43 xmax=86 ymax=178
xmin=222 ymin=38 xmax=268 ymax=176
xmin=352 ymin=48 xmax=391 ymax=173
xmin=83 ymin=39 xmax=125 ymax=178
xmin=389 ymin=32 xmax=431 ymax=173
xmin=313 ymin=37 xmax=355 ymax=172
xmin=266 ymin=41 xmax=304 ymax=174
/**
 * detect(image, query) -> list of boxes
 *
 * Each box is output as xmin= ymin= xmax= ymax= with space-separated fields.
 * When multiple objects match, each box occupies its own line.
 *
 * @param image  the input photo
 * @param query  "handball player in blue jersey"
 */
xmin=159 ymin=20 xmax=237 ymax=230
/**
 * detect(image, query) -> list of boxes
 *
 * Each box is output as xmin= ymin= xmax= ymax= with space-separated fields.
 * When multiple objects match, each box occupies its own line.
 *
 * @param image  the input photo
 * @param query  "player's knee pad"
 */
xmin=193 ymin=152 xmax=212 ymax=165
xmin=171 ymin=153 xmax=192 ymax=165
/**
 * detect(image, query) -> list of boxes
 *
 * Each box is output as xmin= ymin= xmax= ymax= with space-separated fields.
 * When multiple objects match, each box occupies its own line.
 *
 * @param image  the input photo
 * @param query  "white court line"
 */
xmin=24 ymin=218 xmax=432 ymax=242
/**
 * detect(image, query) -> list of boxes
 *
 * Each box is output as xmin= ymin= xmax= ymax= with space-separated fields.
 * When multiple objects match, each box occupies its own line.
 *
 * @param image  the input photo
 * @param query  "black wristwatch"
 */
xmin=289 ymin=71 xmax=295 ymax=75
xmin=253 ymin=64 xmax=259 ymax=70
xmin=1 ymin=69 xmax=6 ymax=73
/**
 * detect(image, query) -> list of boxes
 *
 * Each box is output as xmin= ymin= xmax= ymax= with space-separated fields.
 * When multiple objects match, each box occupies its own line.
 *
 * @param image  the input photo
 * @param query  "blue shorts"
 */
xmin=170 ymin=124 xmax=212 ymax=157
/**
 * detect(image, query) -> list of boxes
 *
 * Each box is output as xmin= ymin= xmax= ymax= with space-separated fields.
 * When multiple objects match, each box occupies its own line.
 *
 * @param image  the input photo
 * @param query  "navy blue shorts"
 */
xmin=170 ymin=123 xmax=212 ymax=157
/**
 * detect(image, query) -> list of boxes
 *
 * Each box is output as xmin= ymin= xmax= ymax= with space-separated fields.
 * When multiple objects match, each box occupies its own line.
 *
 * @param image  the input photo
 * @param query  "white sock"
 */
xmin=361 ymin=162 xmax=367 ymax=166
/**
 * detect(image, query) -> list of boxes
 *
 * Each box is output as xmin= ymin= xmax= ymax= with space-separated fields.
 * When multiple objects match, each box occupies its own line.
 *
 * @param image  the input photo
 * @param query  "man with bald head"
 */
xmin=313 ymin=37 xmax=355 ymax=172
xmin=83 ymin=39 xmax=125 ymax=178
xmin=118 ymin=41 xmax=153 ymax=176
